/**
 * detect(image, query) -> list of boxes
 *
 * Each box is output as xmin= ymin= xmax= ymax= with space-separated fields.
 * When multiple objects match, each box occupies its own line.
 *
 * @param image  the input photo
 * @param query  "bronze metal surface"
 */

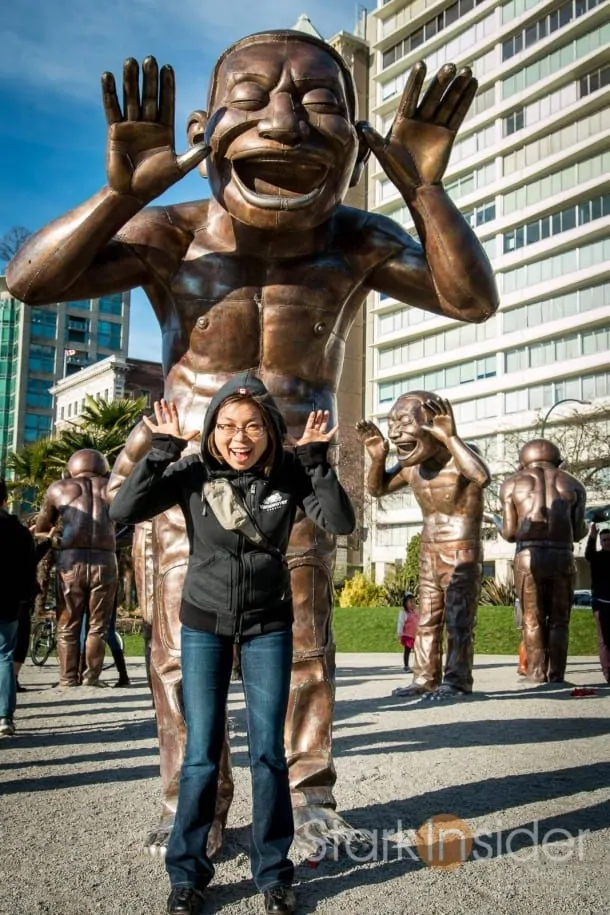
xmin=35 ymin=449 xmax=118 ymax=686
xmin=7 ymin=32 xmax=498 ymax=846
xmin=500 ymin=438 xmax=587 ymax=683
xmin=357 ymin=394 xmax=490 ymax=695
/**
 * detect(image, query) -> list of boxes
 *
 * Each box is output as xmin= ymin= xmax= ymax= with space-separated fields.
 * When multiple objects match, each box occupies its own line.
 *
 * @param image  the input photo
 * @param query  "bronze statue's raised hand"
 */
xmin=295 ymin=411 xmax=338 ymax=447
xmin=102 ymin=56 xmax=209 ymax=204
xmin=357 ymin=62 xmax=477 ymax=193
xmin=356 ymin=420 xmax=389 ymax=464
xmin=142 ymin=399 xmax=198 ymax=441
xmin=425 ymin=398 xmax=457 ymax=444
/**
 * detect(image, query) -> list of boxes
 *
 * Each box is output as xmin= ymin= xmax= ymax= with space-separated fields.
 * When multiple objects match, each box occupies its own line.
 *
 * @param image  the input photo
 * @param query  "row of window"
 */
xmin=505 ymin=324 xmax=610 ymax=373
xmin=503 ymin=282 xmax=610 ymax=333
xmin=378 ymin=311 xmax=498 ymax=349
xmin=504 ymin=152 xmax=609 ymax=216
xmin=503 ymin=193 xmax=609 ymax=253
xmin=502 ymin=0 xmax=601 ymax=62
xmin=503 ymin=104 xmax=610 ymax=175
xmin=505 ymin=371 xmax=610 ymax=413
xmin=382 ymin=0 xmax=486 ymax=69
xmin=378 ymin=370 xmax=610 ymax=429
xmin=375 ymin=523 xmax=422 ymax=549
xmin=501 ymin=0 xmax=547 ymax=24
xmin=502 ymin=237 xmax=609 ymax=294
xmin=67 ymin=295 xmax=124 ymax=316
xmin=502 ymin=23 xmax=610 ymax=99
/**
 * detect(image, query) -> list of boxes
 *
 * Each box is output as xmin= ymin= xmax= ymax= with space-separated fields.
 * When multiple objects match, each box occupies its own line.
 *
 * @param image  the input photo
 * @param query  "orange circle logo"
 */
xmin=415 ymin=814 xmax=473 ymax=869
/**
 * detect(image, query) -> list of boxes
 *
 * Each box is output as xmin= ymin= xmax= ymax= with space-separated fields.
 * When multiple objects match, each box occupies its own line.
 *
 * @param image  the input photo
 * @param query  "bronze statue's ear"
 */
xmin=187 ymin=110 xmax=209 ymax=175
xmin=349 ymin=123 xmax=371 ymax=188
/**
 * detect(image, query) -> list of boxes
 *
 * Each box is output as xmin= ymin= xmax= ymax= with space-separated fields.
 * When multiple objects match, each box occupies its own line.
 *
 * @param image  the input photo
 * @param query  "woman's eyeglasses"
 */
xmin=215 ymin=422 xmax=267 ymax=440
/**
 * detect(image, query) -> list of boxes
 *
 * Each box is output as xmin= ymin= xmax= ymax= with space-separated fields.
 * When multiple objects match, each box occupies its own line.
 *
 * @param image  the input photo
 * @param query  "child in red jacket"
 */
xmin=397 ymin=591 xmax=419 ymax=672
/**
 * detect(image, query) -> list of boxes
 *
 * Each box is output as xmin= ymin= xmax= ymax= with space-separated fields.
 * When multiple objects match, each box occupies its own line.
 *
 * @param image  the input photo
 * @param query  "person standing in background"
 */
xmin=585 ymin=523 xmax=610 ymax=684
xmin=396 ymin=591 xmax=419 ymax=673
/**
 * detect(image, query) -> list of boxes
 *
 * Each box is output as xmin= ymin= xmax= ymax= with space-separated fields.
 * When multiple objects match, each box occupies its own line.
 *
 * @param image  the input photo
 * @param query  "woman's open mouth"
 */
xmin=230 ymin=155 xmax=330 ymax=210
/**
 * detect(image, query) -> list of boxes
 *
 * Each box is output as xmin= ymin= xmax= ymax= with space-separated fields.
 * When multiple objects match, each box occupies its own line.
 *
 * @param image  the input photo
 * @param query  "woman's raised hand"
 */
xmin=143 ymin=399 xmax=198 ymax=440
xmin=295 ymin=410 xmax=338 ymax=446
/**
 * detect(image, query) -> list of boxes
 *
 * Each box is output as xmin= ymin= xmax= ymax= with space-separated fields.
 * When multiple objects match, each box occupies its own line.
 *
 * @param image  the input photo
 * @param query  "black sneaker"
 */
xmin=167 ymin=886 xmax=206 ymax=915
xmin=0 ymin=717 xmax=16 ymax=737
xmin=263 ymin=886 xmax=296 ymax=914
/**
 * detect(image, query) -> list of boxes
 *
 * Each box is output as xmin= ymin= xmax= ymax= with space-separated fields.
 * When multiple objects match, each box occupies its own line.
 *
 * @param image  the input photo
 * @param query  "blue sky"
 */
xmin=0 ymin=0 xmax=371 ymax=362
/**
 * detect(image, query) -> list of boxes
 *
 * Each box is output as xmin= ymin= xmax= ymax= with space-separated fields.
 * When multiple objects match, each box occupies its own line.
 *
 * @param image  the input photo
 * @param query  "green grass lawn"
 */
xmin=121 ymin=605 xmax=598 ymax=656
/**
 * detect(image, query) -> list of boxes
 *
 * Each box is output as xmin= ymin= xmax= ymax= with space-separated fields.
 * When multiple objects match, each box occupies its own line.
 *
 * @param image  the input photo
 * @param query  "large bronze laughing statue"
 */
xmin=6 ymin=31 xmax=498 ymax=856
xmin=357 ymin=394 xmax=490 ymax=699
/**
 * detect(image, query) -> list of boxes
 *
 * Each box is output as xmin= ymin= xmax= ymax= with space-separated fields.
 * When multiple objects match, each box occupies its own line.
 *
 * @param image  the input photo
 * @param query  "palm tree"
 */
xmin=54 ymin=394 xmax=147 ymax=464
xmin=5 ymin=437 xmax=64 ymax=509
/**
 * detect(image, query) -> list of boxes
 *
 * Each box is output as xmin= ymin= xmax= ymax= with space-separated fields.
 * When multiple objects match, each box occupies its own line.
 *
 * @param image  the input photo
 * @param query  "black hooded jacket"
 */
xmin=109 ymin=372 xmax=355 ymax=639
xmin=0 ymin=508 xmax=37 ymax=623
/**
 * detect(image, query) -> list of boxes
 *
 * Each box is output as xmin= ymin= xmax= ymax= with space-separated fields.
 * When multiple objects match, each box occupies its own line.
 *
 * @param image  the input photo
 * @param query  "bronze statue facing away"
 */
xmin=357 ymin=394 xmax=490 ymax=700
xmin=500 ymin=439 xmax=587 ymax=683
xmin=6 ymin=31 xmax=498 ymax=856
xmin=35 ymin=450 xmax=118 ymax=687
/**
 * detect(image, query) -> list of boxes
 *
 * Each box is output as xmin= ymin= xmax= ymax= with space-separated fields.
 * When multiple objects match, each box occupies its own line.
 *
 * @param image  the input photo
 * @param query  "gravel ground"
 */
xmin=1 ymin=653 xmax=609 ymax=915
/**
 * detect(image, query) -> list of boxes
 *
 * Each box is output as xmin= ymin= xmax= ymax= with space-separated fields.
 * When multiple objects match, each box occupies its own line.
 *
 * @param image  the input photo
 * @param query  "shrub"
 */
xmin=338 ymin=572 xmax=388 ymax=608
xmin=384 ymin=565 xmax=419 ymax=607
xmin=480 ymin=575 xmax=516 ymax=606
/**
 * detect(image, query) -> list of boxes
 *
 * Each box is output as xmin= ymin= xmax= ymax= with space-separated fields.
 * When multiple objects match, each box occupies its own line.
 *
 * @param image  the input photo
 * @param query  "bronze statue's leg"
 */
xmin=411 ymin=547 xmax=444 ymax=692
xmin=442 ymin=548 xmax=480 ymax=694
xmin=547 ymin=557 xmax=574 ymax=683
xmin=132 ymin=522 xmax=154 ymax=696
xmin=145 ymin=508 xmax=234 ymax=858
xmin=56 ymin=565 xmax=86 ymax=687
xmin=83 ymin=559 xmax=118 ymax=682
xmin=517 ymin=639 xmax=528 ymax=676
xmin=287 ymin=517 xmax=371 ymax=858
xmin=516 ymin=550 xmax=547 ymax=683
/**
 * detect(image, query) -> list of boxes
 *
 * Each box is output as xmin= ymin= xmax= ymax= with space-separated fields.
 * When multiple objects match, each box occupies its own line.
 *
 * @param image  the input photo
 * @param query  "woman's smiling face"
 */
xmin=213 ymin=400 xmax=269 ymax=471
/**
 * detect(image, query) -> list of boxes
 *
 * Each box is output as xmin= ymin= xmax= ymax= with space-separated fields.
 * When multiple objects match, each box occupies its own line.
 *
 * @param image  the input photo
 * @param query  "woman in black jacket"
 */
xmin=109 ymin=372 xmax=355 ymax=915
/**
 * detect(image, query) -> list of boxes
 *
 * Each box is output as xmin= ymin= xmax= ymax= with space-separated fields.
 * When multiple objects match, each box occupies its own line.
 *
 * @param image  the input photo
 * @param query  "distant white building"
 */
xmin=51 ymin=354 xmax=163 ymax=431
xmin=364 ymin=0 xmax=610 ymax=585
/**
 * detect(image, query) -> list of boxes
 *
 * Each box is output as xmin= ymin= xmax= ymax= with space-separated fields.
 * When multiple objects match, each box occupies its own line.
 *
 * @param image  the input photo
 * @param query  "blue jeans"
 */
xmin=0 ymin=618 xmax=19 ymax=718
xmin=166 ymin=625 xmax=294 ymax=893
xmin=80 ymin=604 xmax=122 ymax=653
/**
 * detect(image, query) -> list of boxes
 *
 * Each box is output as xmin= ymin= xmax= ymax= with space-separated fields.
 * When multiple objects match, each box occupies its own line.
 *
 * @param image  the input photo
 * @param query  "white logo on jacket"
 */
xmin=260 ymin=491 xmax=288 ymax=511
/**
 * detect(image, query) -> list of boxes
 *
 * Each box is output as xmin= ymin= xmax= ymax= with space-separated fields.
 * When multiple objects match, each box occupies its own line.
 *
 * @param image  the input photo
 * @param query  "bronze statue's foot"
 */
xmin=424 ymin=684 xmax=468 ymax=702
xmin=391 ymin=683 xmax=429 ymax=698
xmin=144 ymin=813 xmax=226 ymax=860
xmin=291 ymin=806 xmax=373 ymax=863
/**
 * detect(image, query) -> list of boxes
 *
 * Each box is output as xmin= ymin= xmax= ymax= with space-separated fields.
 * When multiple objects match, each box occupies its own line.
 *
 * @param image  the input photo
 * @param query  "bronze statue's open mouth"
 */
xmin=230 ymin=156 xmax=330 ymax=210
xmin=396 ymin=439 xmax=418 ymax=458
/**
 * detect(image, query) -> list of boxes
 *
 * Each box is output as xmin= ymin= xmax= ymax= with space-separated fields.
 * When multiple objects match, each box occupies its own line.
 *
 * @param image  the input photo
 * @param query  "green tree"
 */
xmin=5 ymin=438 xmax=64 ymax=510
xmin=53 ymin=394 xmax=147 ymax=464
xmin=404 ymin=532 xmax=421 ymax=591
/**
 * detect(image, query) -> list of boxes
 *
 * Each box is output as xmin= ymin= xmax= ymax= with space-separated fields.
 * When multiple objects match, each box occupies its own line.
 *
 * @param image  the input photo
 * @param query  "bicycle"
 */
xmin=30 ymin=615 xmax=57 ymax=666
xmin=29 ymin=615 xmax=124 ymax=669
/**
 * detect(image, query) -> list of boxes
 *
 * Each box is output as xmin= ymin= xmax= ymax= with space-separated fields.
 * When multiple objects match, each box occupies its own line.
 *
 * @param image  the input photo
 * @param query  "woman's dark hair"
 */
xmin=206 ymin=394 xmax=281 ymax=476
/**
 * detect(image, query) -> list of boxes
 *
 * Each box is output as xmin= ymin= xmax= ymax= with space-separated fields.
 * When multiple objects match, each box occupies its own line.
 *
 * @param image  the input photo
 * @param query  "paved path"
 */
xmin=1 ymin=654 xmax=608 ymax=914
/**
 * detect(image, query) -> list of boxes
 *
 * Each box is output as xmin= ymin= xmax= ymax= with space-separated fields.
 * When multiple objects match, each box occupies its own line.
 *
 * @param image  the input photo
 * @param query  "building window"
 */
xmin=26 ymin=379 xmax=52 ymax=410
xmin=60 ymin=406 xmax=65 ymax=420
xmin=66 ymin=316 xmax=90 ymax=345
xmin=30 ymin=309 xmax=57 ymax=340
xmin=98 ymin=321 xmax=122 ymax=350
xmin=503 ymin=107 xmax=524 ymax=136
xmin=503 ymin=0 xmax=601 ymax=62
xmin=99 ymin=294 xmax=123 ymax=316
xmin=66 ymin=299 xmax=91 ymax=311
xmin=503 ymin=193 xmax=610 ymax=254
xmin=24 ymin=413 xmax=52 ymax=443
xmin=580 ymin=64 xmax=610 ymax=97
xmin=28 ymin=344 xmax=55 ymax=374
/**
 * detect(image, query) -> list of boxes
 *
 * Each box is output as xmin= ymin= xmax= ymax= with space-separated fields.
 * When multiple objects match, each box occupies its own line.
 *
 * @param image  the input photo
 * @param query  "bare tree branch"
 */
xmin=0 ymin=226 xmax=31 ymax=265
